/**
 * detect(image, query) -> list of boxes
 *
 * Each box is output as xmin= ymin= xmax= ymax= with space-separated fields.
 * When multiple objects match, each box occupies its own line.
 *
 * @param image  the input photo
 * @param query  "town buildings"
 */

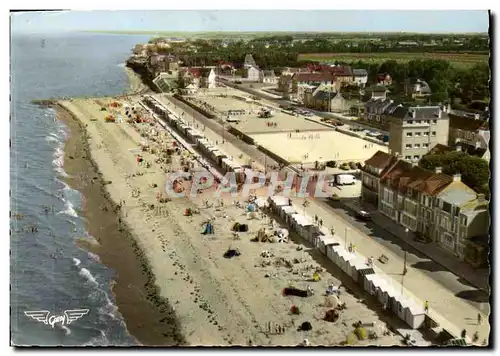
xmin=352 ymin=69 xmax=368 ymax=87
xmin=181 ymin=67 xmax=217 ymax=89
xmin=259 ymin=70 xmax=277 ymax=85
xmin=246 ymin=65 xmax=260 ymax=81
xmin=405 ymin=78 xmax=432 ymax=99
xmin=290 ymin=72 xmax=337 ymax=102
xmin=303 ymin=85 xmax=346 ymax=112
xmin=361 ymin=151 xmax=490 ymax=266
xmin=388 ymin=106 xmax=450 ymax=162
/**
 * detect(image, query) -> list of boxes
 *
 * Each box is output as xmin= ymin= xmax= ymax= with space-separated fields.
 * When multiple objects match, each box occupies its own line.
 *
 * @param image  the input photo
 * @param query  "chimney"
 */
xmin=453 ymin=174 xmax=461 ymax=182
xmin=475 ymin=141 xmax=482 ymax=149
xmin=477 ymin=193 xmax=486 ymax=203
xmin=435 ymin=167 xmax=443 ymax=174
xmin=456 ymin=145 xmax=462 ymax=152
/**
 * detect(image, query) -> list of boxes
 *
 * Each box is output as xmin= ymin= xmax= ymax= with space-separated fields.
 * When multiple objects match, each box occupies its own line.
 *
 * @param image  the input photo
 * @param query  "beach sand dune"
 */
xmin=58 ymin=97 xmax=401 ymax=346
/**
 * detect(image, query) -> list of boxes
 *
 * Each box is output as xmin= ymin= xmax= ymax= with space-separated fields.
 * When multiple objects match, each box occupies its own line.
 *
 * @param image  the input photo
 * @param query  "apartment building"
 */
xmin=361 ymin=151 xmax=490 ymax=265
xmin=388 ymin=106 xmax=450 ymax=162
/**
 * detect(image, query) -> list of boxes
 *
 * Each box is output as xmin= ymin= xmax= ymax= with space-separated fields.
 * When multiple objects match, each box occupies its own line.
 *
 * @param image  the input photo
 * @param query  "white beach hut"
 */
xmin=280 ymin=205 xmax=296 ymax=221
xmin=363 ymin=273 xmax=381 ymax=296
xmin=403 ymin=299 xmax=426 ymax=329
xmin=318 ymin=235 xmax=337 ymax=257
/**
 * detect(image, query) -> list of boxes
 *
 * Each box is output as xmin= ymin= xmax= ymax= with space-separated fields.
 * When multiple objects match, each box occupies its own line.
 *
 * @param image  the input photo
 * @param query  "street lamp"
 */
xmin=302 ymin=200 xmax=309 ymax=216
xmin=345 ymin=227 xmax=348 ymax=250
xmin=403 ymin=228 xmax=408 ymax=275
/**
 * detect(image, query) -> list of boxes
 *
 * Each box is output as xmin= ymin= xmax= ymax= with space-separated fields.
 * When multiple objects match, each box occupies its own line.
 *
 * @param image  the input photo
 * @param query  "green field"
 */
xmin=298 ymin=52 xmax=489 ymax=67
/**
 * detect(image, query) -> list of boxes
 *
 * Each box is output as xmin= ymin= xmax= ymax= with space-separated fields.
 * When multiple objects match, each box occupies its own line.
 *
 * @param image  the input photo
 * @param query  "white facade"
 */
xmin=247 ymin=66 xmax=260 ymax=81
xmin=354 ymin=74 xmax=368 ymax=87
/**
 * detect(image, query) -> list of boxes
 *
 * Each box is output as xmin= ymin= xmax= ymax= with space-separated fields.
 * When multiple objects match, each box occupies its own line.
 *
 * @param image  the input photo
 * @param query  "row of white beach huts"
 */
xmin=143 ymin=95 xmax=426 ymax=331
xmin=143 ymin=95 xmax=251 ymax=180
xmin=268 ymin=195 xmax=427 ymax=330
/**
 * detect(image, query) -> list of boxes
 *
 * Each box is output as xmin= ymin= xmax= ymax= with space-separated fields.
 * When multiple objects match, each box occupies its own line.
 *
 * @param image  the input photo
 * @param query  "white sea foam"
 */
xmin=72 ymin=257 xmax=81 ymax=267
xmin=79 ymin=267 xmax=98 ymax=286
xmin=58 ymin=199 xmax=78 ymax=217
xmin=45 ymin=135 xmax=60 ymax=144
xmin=60 ymin=324 xmax=71 ymax=335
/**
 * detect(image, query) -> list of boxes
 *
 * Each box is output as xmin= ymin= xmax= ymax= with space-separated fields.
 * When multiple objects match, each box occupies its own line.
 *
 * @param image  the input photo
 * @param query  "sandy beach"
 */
xmin=57 ymin=94 xmax=403 ymax=346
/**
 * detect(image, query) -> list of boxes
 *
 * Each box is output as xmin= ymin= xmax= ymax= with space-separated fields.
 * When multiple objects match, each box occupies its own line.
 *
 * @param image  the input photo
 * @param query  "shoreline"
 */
xmin=57 ymin=104 xmax=186 ymax=346
xmin=52 ymin=94 xmax=404 ymax=346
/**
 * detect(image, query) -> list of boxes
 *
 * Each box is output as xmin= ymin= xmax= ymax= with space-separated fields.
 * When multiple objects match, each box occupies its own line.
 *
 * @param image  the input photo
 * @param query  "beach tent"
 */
xmin=201 ymin=222 xmax=214 ymax=235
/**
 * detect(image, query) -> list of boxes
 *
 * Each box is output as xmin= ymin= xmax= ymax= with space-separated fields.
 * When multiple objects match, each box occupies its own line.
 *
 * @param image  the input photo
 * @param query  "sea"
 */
xmin=10 ymin=32 xmax=151 ymax=346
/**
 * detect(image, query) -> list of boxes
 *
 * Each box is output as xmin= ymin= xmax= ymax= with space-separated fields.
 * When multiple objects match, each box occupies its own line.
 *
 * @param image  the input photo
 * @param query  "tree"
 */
xmin=419 ymin=151 xmax=490 ymax=198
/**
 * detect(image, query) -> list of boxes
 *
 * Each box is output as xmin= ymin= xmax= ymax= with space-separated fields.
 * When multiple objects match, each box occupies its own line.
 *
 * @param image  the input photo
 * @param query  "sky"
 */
xmin=11 ymin=10 xmax=489 ymax=34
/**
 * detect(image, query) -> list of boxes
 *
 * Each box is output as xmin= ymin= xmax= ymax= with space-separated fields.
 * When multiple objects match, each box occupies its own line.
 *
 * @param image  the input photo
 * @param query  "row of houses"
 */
xmin=361 ymin=151 xmax=489 ymax=267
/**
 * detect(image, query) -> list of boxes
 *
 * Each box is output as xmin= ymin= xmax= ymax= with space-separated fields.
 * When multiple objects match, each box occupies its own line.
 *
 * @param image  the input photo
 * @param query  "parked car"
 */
xmin=326 ymin=160 xmax=337 ymax=168
xmin=356 ymin=210 xmax=371 ymax=221
xmin=339 ymin=163 xmax=350 ymax=170
xmin=235 ymin=80 xmax=242 ymax=84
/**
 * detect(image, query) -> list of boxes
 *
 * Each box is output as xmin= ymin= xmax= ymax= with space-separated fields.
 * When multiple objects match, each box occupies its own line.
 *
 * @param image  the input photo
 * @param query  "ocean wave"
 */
xmin=59 ymin=324 xmax=71 ymax=336
xmin=45 ymin=135 xmax=60 ymax=144
xmin=58 ymin=199 xmax=78 ymax=217
xmin=82 ymin=329 xmax=108 ymax=346
xmin=79 ymin=267 xmax=98 ymax=286
xmin=72 ymin=257 xmax=81 ymax=267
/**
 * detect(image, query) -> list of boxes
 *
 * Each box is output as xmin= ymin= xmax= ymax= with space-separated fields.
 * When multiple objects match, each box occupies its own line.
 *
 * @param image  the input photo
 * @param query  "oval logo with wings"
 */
xmin=24 ymin=309 xmax=89 ymax=328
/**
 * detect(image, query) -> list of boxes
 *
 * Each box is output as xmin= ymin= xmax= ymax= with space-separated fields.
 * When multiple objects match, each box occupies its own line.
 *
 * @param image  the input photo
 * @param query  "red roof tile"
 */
xmin=293 ymin=72 xmax=335 ymax=83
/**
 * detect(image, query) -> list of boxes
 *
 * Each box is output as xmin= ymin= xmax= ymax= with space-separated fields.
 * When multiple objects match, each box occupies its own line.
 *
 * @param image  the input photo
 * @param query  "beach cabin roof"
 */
xmin=320 ymin=235 xmax=338 ymax=246
xmin=254 ymin=197 xmax=269 ymax=208
xmin=291 ymin=213 xmax=313 ymax=226
xmin=270 ymin=195 xmax=290 ymax=206
xmin=281 ymin=205 xmax=296 ymax=215
xmin=212 ymin=150 xmax=225 ymax=158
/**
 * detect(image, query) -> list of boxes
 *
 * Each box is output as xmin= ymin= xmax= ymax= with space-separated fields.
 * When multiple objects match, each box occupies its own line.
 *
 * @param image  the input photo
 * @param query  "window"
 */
xmin=423 ymin=131 xmax=429 ymax=136
xmin=432 ymin=119 xmax=437 ymax=124
xmin=415 ymin=120 xmax=421 ymax=124
xmin=414 ymin=143 xmax=421 ymax=148
xmin=415 ymin=132 xmax=421 ymax=137
xmin=406 ymin=132 xmax=413 ymax=137
xmin=423 ymin=143 xmax=430 ymax=148
xmin=432 ymin=131 xmax=437 ymax=136
xmin=407 ymin=120 xmax=413 ymax=124
xmin=414 ymin=155 xmax=420 ymax=160
xmin=406 ymin=144 xmax=412 ymax=149
xmin=405 ymin=155 xmax=411 ymax=160
xmin=425 ymin=120 xmax=430 ymax=124
xmin=460 ymin=215 xmax=468 ymax=225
